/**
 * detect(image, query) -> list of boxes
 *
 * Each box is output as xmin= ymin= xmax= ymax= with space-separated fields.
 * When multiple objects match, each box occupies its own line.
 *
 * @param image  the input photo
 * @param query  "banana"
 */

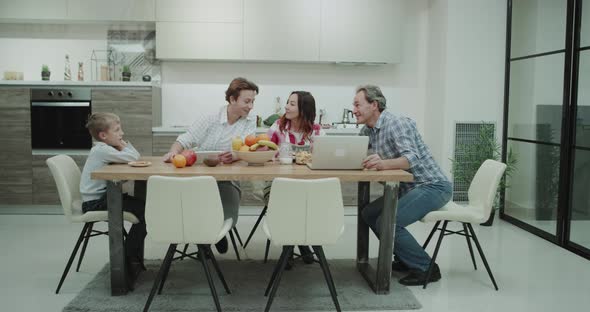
xmin=257 ymin=140 xmax=278 ymax=150
xmin=249 ymin=143 xmax=260 ymax=151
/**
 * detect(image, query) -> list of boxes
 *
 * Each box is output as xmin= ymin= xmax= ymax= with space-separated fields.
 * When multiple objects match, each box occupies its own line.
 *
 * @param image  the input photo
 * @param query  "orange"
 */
xmin=172 ymin=154 xmax=187 ymax=168
xmin=257 ymin=133 xmax=270 ymax=142
xmin=244 ymin=134 xmax=258 ymax=146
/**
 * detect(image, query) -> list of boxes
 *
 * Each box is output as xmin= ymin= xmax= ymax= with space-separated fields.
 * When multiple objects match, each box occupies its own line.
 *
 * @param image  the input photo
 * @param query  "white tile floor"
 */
xmin=1 ymin=208 xmax=589 ymax=312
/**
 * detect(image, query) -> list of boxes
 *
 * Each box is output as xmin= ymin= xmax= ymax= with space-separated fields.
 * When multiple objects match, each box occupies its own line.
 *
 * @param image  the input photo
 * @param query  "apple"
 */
xmin=181 ymin=150 xmax=197 ymax=166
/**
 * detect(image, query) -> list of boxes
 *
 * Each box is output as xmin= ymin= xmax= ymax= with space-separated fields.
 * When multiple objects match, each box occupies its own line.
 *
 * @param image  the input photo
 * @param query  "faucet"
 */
xmin=342 ymin=109 xmax=354 ymax=124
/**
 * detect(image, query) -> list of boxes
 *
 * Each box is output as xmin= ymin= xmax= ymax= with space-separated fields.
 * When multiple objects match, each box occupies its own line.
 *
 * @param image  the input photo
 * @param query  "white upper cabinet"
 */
xmin=320 ymin=0 xmax=401 ymax=63
xmin=0 ymin=0 xmax=67 ymax=20
xmin=243 ymin=0 xmax=320 ymax=62
xmin=156 ymin=22 xmax=243 ymax=60
xmin=156 ymin=0 xmax=242 ymax=23
xmin=67 ymin=0 xmax=155 ymax=22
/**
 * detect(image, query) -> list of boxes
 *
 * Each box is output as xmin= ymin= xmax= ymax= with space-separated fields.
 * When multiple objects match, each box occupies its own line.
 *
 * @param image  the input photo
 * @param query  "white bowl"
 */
xmin=236 ymin=150 xmax=276 ymax=165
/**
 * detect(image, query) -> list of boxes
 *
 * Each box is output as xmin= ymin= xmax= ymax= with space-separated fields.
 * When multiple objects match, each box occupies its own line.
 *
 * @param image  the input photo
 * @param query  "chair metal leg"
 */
xmin=180 ymin=244 xmax=190 ymax=260
xmin=229 ymin=230 xmax=241 ymax=261
xmin=264 ymin=245 xmax=291 ymax=296
xmin=312 ymin=246 xmax=341 ymax=312
xmin=243 ymin=205 xmax=267 ymax=248
xmin=143 ymin=244 xmax=176 ymax=312
xmin=55 ymin=223 xmax=90 ymax=294
xmin=197 ymin=244 xmax=222 ymax=312
xmin=75 ymin=222 xmax=94 ymax=272
xmin=423 ymin=220 xmax=448 ymax=289
xmin=264 ymin=246 xmax=293 ymax=312
xmin=205 ymin=245 xmax=231 ymax=294
xmin=264 ymin=239 xmax=271 ymax=263
xmin=466 ymin=224 xmax=499 ymax=290
xmin=157 ymin=246 xmax=176 ymax=295
xmin=233 ymin=227 xmax=243 ymax=247
xmin=463 ymin=223 xmax=477 ymax=270
xmin=422 ymin=220 xmax=441 ymax=249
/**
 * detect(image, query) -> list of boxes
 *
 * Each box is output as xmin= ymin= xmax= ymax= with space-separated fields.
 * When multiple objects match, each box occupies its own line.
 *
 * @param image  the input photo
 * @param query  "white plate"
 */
xmin=128 ymin=161 xmax=151 ymax=167
xmin=193 ymin=150 xmax=223 ymax=164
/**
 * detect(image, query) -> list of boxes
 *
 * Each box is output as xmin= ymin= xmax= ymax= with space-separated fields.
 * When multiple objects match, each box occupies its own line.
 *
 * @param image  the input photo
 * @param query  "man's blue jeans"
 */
xmin=361 ymin=180 xmax=452 ymax=272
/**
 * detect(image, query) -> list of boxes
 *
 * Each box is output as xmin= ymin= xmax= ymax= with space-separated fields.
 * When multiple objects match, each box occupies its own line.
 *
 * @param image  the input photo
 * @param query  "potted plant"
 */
xmin=41 ymin=64 xmax=51 ymax=81
xmin=121 ymin=65 xmax=131 ymax=81
xmin=451 ymin=123 xmax=517 ymax=226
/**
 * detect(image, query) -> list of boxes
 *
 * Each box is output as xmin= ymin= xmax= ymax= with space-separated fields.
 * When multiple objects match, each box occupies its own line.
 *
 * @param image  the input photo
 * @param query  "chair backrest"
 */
xmin=46 ymin=155 xmax=82 ymax=221
xmin=145 ymin=176 xmax=225 ymax=244
xmin=267 ymin=177 xmax=344 ymax=245
xmin=468 ymin=159 xmax=507 ymax=217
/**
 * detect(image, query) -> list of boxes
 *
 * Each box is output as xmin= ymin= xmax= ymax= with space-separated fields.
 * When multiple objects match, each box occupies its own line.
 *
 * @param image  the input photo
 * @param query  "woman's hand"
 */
xmin=162 ymin=151 xmax=177 ymax=163
xmin=218 ymin=151 xmax=234 ymax=164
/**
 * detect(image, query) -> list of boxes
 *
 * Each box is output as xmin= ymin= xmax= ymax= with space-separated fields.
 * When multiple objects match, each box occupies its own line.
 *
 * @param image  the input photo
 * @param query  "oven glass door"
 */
xmin=31 ymin=102 xmax=92 ymax=149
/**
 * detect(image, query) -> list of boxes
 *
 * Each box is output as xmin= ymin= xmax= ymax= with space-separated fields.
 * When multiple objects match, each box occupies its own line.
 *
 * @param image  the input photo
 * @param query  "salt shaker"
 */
xmin=278 ymin=142 xmax=293 ymax=165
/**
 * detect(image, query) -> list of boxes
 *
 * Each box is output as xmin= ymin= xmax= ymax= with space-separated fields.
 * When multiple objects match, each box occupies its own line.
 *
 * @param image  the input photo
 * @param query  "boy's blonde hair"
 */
xmin=86 ymin=112 xmax=120 ymax=141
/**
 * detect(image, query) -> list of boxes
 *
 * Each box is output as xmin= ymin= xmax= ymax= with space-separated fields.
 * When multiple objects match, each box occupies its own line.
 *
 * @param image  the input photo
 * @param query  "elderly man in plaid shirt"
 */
xmin=353 ymin=85 xmax=453 ymax=286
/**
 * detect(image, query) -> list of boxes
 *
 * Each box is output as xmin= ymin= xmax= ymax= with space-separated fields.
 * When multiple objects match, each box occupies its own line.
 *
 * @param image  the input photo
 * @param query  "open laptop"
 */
xmin=306 ymin=136 xmax=369 ymax=170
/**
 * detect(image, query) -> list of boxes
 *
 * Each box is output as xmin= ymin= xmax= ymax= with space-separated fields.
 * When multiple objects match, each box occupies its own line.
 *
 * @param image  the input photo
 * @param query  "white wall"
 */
xmin=160 ymin=0 xmax=430 ymax=130
xmin=425 ymin=0 xmax=507 ymax=175
xmin=0 ymin=23 xmax=108 ymax=80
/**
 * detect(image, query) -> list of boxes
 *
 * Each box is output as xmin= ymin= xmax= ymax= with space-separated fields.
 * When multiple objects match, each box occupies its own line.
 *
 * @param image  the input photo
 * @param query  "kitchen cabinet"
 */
xmin=243 ymin=0 xmax=320 ymax=61
xmin=152 ymin=134 xmax=176 ymax=156
xmin=320 ymin=0 xmax=401 ymax=63
xmin=67 ymin=0 xmax=155 ymax=22
xmin=0 ymin=0 xmax=67 ymax=21
xmin=156 ymin=22 xmax=243 ymax=60
xmin=0 ymin=88 xmax=32 ymax=204
xmin=32 ymin=154 xmax=86 ymax=205
xmin=156 ymin=0 xmax=242 ymax=23
xmin=92 ymin=88 xmax=153 ymax=156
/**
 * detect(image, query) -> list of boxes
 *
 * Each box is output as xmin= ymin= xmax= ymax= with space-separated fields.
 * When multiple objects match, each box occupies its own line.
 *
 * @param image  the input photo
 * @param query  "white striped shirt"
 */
xmin=176 ymin=105 xmax=257 ymax=151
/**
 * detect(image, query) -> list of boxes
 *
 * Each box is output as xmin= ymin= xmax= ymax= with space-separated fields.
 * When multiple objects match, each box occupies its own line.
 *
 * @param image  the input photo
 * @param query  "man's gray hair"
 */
xmin=356 ymin=85 xmax=386 ymax=112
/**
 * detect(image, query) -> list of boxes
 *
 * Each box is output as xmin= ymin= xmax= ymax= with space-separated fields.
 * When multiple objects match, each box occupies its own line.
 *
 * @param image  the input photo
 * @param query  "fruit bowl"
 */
xmin=236 ymin=150 xmax=276 ymax=165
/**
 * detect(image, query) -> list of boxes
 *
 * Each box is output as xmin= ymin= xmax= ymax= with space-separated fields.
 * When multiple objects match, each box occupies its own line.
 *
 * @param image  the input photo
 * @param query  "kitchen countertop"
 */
xmin=0 ymin=80 xmax=155 ymax=87
xmin=153 ymin=126 xmax=362 ymax=135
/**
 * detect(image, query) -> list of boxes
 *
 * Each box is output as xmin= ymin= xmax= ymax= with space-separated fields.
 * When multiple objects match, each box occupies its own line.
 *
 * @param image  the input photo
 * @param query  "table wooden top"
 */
xmin=91 ymin=156 xmax=414 ymax=182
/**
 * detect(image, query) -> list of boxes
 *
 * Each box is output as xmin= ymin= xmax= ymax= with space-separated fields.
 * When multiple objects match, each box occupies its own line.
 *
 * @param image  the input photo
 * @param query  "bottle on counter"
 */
xmin=77 ymin=62 xmax=84 ymax=81
xmin=64 ymin=54 xmax=71 ymax=81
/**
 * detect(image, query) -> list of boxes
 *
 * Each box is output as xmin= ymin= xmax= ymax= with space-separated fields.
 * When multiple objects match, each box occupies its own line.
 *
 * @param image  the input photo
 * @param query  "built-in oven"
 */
xmin=31 ymin=88 xmax=92 ymax=149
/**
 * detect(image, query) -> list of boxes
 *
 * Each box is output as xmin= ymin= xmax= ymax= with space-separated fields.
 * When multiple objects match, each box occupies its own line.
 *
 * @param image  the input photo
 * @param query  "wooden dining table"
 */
xmin=92 ymin=156 xmax=413 ymax=296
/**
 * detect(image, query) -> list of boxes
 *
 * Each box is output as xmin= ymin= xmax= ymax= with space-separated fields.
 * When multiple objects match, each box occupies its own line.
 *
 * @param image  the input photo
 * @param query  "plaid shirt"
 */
xmin=359 ymin=111 xmax=449 ymax=197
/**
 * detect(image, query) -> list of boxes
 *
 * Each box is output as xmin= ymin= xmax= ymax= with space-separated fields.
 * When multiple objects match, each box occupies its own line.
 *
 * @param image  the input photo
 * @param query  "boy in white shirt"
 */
xmin=80 ymin=112 xmax=146 ymax=285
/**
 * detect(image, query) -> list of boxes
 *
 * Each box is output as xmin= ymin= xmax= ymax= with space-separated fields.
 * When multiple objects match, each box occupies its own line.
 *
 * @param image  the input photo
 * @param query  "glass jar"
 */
xmin=278 ymin=142 xmax=293 ymax=165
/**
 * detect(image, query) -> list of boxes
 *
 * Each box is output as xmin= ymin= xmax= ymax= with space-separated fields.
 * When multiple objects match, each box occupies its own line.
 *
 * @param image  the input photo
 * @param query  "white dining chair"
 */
xmin=262 ymin=177 xmax=345 ymax=312
xmin=420 ymin=159 xmax=506 ymax=290
xmin=47 ymin=154 xmax=140 ymax=294
xmin=143 ymin=176 xmax=233 ymax=312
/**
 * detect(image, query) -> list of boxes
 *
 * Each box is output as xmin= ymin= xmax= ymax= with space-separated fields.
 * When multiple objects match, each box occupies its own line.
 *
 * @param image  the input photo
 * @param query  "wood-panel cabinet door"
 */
xmin=243 ymin=0 xmax=320 ymax=61
xmin=32 ymin=154 xmax=86 ymax=205
xmin=152 ymin=134 xmax=178 ymax=156
xmin=0 ymin=88 xmax=32 ymax=204
xmin=92 ymin=89 xmax=153 ymax=156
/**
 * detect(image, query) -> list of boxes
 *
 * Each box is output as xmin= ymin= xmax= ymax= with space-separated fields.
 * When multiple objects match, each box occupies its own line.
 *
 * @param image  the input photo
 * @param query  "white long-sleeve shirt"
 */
xmin=80 ymin=141 xmax=140 ymax=202
xmin=176 ymin=105 xmax=256 ymax=151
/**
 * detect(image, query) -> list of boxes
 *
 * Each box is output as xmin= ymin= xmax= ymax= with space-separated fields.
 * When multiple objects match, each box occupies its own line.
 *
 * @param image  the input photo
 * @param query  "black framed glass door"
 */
xmin=502 ymin=0 xmax=590 ymax=259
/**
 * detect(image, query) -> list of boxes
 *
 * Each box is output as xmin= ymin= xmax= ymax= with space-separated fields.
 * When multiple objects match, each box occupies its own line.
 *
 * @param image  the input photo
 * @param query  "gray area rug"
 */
xmin=64 ymin=259 xmax=421 ymax=311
